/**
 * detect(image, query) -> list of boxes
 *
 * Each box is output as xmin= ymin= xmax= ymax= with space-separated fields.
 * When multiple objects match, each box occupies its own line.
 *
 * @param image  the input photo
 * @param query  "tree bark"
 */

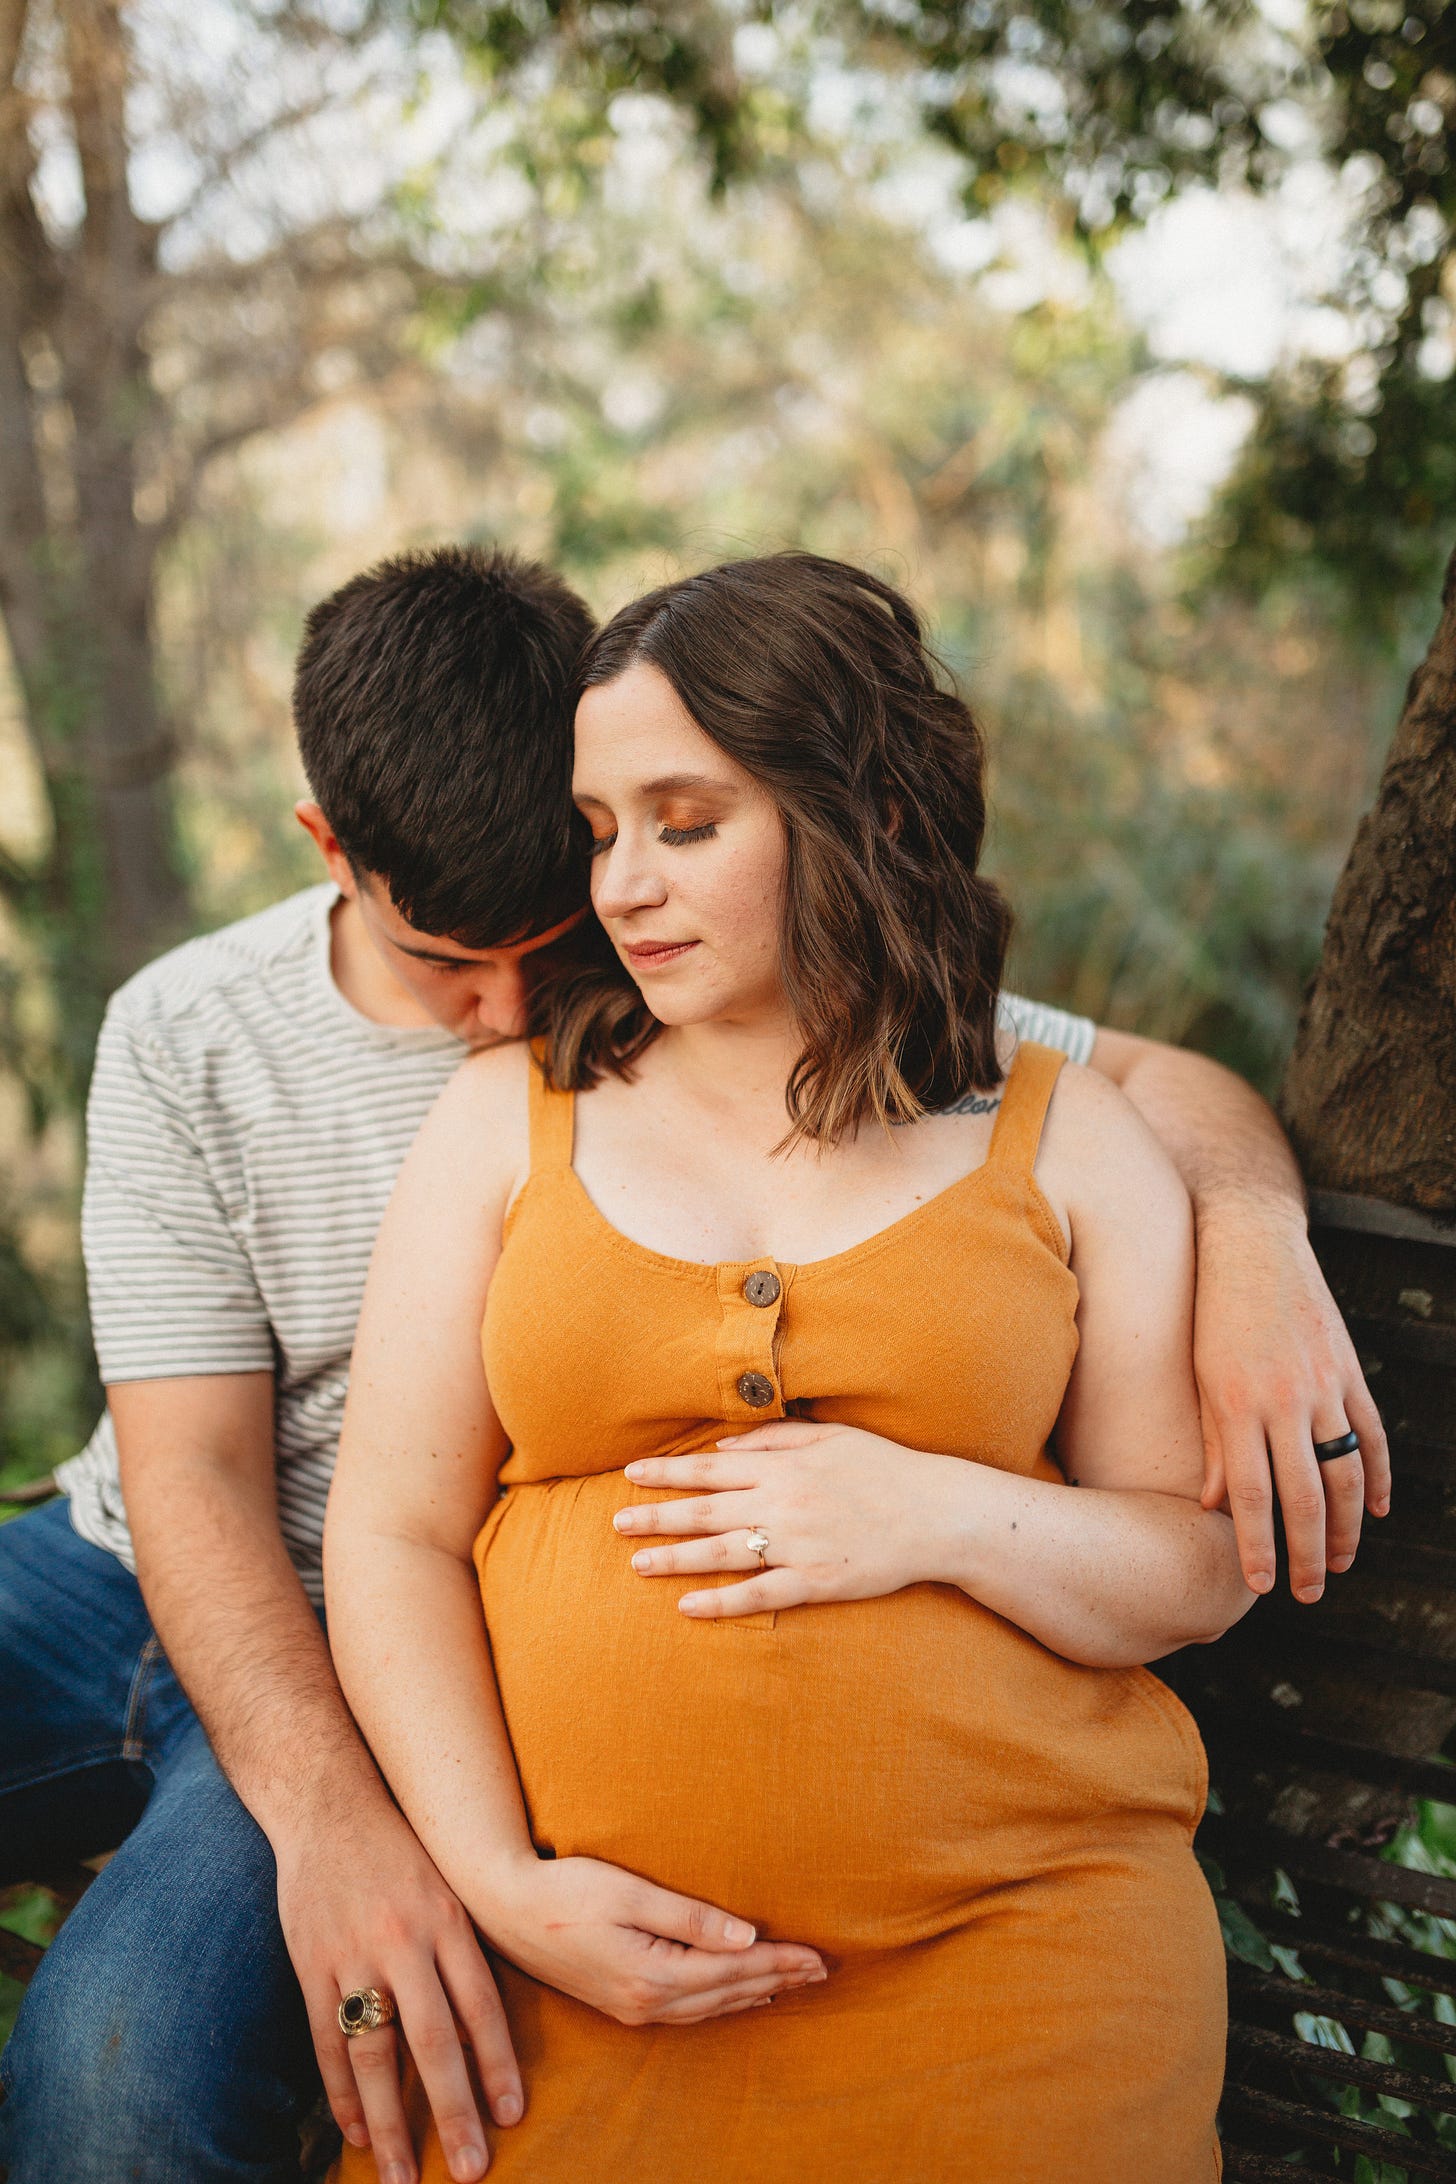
xmin=1279 ymin=543 xmax=1456 ymax=1215
xmin=54 ymin=0 xmax=187 ymax=998
xmin=1186 ymin=544 xmax=1456 ymax=1856
xmin=0 ymin=0 xmax=188 ymax=1087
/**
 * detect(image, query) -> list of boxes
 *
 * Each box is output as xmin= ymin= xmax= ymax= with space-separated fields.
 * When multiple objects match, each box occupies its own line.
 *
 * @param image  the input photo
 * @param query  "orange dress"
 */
xmin=335 ymin=1042 xmax=1224 ymax=2183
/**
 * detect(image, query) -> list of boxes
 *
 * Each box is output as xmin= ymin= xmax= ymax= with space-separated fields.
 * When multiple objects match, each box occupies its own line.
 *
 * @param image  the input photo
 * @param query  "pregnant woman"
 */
xmin=326 ymin=553 xmax=1252 ymax=2184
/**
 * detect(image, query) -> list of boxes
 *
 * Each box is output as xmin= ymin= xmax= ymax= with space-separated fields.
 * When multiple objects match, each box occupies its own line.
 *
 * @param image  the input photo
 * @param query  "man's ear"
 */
xmin=294 ymin=800 xmax=356 ymax=897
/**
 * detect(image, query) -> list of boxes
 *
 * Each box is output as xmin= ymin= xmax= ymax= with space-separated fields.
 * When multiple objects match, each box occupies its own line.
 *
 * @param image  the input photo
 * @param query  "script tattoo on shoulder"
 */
xmin=890 ymin=1090 xmax=1004 ymax=1126
xmin=937 ymin=1091 xmax=1003 ymax=1119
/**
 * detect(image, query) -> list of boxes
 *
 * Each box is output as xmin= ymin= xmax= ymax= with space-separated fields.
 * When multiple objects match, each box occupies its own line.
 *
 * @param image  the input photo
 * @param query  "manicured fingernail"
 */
xmin=1376 ymin=1498 xmax=1391 ymax=1516
xmin=724 ymin=1917 xmax=756 ymax=1945
xmin=631 ymin=1551 xmax=652 ymax=1571
xmin=345 ymin=2124 xmax=370 ymax=2148
xmin=451 ymin=2145 xmax=487 ymax=2182
xmin=1249 ymin=1571 xmax=1273 ymax=1594
xmin=613 ymin=1511 xmax=635 ymax=1531
xmin=495 ymin=2093 xmax=523 ymax=2126
xmin=1296 ymin=1583 xmax=1324 ymax=1604
xmin=1330 ymin=1553 xmax=1354 ymax=1573
xmin=624 ymin=1462 xmax=644 ymax=1479
xmin=384 ymin=2164 xmax=415 ymax=2184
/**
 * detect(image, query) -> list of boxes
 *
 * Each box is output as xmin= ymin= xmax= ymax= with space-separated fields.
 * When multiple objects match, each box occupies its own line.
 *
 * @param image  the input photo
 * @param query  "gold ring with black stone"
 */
xmin=338 ymin=1987 xmax=397 ymax=2038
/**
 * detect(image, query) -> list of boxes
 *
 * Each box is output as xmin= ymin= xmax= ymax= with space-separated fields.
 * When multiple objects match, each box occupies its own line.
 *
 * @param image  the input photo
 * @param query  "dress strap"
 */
xmin=526 ymin=1044 xmax=576 ymax=1172
xmin=986 ymin=1040 xmax=1066 ymax=1177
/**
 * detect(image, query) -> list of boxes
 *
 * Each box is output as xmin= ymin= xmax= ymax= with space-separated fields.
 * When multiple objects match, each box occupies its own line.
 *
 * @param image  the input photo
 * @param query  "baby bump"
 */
xmin=475 ymin=1475 xmax=1208 ymax=1956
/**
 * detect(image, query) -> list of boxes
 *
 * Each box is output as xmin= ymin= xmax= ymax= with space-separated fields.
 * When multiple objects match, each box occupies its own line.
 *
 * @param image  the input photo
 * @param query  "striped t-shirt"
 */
xmin=58 ymin=884 xmax=1095 ymax=1604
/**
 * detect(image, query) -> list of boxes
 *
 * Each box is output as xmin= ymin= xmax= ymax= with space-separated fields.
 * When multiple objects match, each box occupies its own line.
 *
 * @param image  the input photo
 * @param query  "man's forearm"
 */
xmin=113 ymin=1374 xmax=531 ymax=2172
xmin=1084 ymin=1025 xmax=1390 ymax=1597
xmin=1089 ymin=1027 xmax=1306 ymax=1229
xmin=114 ymin=1378 xmax=381 ymax=1843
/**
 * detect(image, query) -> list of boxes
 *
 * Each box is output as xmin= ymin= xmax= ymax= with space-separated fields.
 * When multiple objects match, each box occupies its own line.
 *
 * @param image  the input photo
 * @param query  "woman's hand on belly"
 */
xmin=482 ymin=1853 xmax=827 ymax=2023
xmin=614 ymin=1420 xmax=960 ymax=1619
xmin=615 ymin=1419 xmax=1250 ymax=1661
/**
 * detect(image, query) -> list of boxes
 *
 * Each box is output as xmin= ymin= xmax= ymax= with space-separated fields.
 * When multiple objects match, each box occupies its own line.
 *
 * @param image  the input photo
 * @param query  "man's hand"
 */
xmin=481 ymin=1854 xmax=827 ymax=2023
xmin=1085 ymin=1028 xmax=1391 ymax=1605
xmin=1192 ymin=1196 xmax=1390 ymax=1604
xmin=275 ymin=1789 xmax=523 ymax=2184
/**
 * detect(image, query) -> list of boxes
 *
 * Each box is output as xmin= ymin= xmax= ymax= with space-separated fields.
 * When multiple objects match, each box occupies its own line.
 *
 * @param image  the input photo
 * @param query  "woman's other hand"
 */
xmin=482 ymin=1854 xmax=827 ymax=2022
xmin=614 ymin=1422 xmax=956 ymax=1618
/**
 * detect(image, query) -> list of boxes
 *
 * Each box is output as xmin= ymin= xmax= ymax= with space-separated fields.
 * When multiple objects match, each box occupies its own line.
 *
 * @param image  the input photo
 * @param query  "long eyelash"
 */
xmin=659 ymin=823 xmax=717 ymax=846
xmin=588 ymin=834 xmax=617 ymax=858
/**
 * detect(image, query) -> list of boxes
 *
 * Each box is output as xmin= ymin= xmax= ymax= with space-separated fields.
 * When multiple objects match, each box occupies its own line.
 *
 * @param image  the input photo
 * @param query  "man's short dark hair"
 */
xmin=294 ymin=544 xmax=596 ymax=945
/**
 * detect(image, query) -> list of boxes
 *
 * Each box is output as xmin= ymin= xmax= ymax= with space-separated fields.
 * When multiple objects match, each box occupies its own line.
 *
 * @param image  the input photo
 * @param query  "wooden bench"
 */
xmin=1182 ymin=1189 xmax=1456 ymax=2181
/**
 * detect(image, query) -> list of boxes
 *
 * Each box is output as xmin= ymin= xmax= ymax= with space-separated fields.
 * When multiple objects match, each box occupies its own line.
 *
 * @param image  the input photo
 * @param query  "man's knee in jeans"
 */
xmin=0 ymin=1735 xmax=318 ymax=2183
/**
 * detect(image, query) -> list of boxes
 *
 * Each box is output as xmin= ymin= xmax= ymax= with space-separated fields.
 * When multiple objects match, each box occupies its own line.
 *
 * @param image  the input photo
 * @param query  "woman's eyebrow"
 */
xmin=639 ymin=773 xmax=730 ymax=796
xmin=573 ymin=773 xmax=732 ymax=807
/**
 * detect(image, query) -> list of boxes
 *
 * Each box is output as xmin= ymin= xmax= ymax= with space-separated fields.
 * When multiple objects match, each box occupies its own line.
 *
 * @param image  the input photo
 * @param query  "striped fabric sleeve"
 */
xmin=82 ymin=1004 xmax=275 ymax=1384
xmin=997 ymin=991 xmax=1097 ymax=1067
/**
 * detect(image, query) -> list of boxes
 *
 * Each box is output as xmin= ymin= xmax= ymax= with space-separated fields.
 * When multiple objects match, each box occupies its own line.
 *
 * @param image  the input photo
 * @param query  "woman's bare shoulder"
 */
xmin=447 ymin=1038 xmax=535 ymax=1113
xmin=1035 ymin=1057 xmax=1192 ymax=1241
xmin=404 ymin=1039 xmax=534 ymax=1206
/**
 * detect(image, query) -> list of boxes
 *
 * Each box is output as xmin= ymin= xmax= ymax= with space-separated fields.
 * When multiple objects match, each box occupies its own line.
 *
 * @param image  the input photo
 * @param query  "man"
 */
xmin=0 ymin=544 xmax=1387 ymax=2184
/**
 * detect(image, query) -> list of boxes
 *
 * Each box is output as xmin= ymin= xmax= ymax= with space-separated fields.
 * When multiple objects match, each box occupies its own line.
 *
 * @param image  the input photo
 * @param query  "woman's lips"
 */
xmin=624 ymin=939 xmax=699 ymax=969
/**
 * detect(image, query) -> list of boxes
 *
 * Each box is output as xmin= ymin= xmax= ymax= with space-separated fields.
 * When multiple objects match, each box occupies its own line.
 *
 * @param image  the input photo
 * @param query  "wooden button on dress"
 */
xmin=743 ymin=1271 xmax=781 ymax=1308
xmin=736 ymin=1371 xmax=775 ymax=1407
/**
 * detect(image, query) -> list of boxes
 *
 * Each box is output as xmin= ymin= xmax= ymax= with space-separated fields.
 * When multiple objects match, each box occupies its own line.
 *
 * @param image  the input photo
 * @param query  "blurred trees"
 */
xmin=0 ymin=0 xmax=455 ymax=1091
xmin=427 ymin=0 xmax=1455 ymax=616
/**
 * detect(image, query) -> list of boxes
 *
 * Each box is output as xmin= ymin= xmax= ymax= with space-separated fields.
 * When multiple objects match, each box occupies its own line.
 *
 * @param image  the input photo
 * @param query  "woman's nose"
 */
xmin=592 ymin=840 xmax=668 ymax=920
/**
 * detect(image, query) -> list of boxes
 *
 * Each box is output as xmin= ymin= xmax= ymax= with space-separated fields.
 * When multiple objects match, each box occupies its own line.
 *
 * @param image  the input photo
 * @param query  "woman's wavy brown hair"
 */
xmin=540 ymin=552 xmax=1012 ymax=1147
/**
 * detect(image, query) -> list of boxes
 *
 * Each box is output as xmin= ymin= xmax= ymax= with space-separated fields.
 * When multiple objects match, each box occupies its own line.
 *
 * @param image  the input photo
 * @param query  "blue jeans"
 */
xmin=0 ymin=1500 xmax=322 ymax=2180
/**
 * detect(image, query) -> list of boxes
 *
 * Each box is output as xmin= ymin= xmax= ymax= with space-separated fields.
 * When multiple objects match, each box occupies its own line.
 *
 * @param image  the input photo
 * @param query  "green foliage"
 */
xmin=0 ymin=1890 xmax=60 ymax=2054
xmin=1209 ymin=358 xmax=1456 ymax=640
xmin=1221 ymin=1828 xmax=1456 ymax=2182
xmin=0 ymin=1217 xmax=97 ymax=1495
xmin=413 ymin=0 xmax=1456 ymax=621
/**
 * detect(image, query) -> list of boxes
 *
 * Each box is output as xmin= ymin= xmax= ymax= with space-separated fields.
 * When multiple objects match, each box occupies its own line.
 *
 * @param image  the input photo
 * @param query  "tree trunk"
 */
xmin=1183 ymin=542 xmax=1456 ymax=1845
xmin=1279 ymin=544 xmax=1456 ymax=1215
xmin=1193 ymin=571 xmax=1456 ymax=2163
xmin=0 ymin=0 xmax=189 ymax=1094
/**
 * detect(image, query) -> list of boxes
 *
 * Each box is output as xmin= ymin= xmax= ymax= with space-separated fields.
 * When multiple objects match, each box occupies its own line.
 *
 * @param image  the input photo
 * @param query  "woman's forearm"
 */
xmin=616 ymin=1425 xmax=1254 ymax=1662
xmin=326 ymin=1518 xmax=833 ymax=2021
xmin=325 ymin=1527 xmax=536 ymax=1914
xmin=938 ymin=1460 xmax=1253 ymax=1666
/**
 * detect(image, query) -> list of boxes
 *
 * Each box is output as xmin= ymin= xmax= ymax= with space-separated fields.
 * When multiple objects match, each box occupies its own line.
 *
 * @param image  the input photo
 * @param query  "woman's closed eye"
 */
xmin=587 ymin=821 xmax=718 ymax=857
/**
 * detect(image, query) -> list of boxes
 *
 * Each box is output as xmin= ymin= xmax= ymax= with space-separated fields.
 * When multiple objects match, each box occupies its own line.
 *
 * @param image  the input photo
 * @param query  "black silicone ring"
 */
xmin=1313 ymin=1430 xmax=1361 ymax=1463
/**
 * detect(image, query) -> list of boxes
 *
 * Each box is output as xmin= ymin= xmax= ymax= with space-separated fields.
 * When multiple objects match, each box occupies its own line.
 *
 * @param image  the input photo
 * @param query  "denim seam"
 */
xmin=0 ymin=1744 xmax=130 ymax=1797
xmin=122 ymin=1636 xmax=164 ymax=1761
